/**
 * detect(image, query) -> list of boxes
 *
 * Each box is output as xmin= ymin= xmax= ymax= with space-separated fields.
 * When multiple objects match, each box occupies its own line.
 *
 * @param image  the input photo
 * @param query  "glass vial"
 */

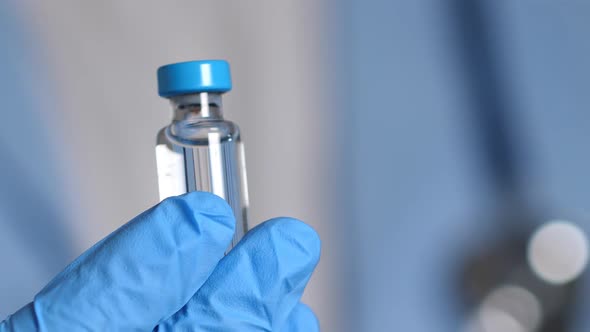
xmin=155 ymin=60 xmax=248 ymax=248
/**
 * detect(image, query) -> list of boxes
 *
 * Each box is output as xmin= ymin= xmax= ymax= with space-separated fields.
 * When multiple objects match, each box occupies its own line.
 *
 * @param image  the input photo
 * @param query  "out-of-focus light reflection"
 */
xmin=465 ymin=285 xmax=542 ymax=332
xmin=476 ymin=307 xmax=525 ymax=332
xmin=527 ymin=220 xmax=589 ymax=285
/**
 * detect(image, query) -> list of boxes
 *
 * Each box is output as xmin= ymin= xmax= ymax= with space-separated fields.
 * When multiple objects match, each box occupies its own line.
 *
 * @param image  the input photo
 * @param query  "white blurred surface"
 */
xmin=528 ymin=220 xmax=589 ymax=285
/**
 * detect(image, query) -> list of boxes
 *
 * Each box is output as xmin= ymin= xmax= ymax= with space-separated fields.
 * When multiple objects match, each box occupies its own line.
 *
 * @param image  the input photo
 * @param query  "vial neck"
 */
xmin=170 ymin=92 xmax=224 ymax=121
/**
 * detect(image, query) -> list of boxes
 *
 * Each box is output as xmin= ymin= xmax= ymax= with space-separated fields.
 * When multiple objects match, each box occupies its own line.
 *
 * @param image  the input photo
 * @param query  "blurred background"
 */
xmin=1 ymin=0 xmax=589 ymax=331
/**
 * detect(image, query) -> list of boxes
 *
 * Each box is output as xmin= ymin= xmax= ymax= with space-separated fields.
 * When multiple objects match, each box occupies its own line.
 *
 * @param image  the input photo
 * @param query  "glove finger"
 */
xmin=2 ymin=192 xmax=235 ymax=331
xmin=279 ymin=303 xmax=320 ymax=332
xmin=156 ymin=217 xmax=321 ymax=331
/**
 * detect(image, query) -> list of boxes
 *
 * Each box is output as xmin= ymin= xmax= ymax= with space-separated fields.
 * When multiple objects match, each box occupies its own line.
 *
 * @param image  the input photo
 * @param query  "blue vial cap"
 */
xmin=157 ymin=60 xmax=232 ymax=97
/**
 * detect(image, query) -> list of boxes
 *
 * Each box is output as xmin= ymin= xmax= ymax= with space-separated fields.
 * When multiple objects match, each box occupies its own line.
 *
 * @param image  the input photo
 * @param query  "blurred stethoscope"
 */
xmin=450 ymin=1 xmax=587 ymax=331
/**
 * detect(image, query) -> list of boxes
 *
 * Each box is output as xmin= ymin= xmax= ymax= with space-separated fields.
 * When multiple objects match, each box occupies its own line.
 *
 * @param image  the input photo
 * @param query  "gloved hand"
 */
xmin=0 ymin=192 xmax=320 ymax=331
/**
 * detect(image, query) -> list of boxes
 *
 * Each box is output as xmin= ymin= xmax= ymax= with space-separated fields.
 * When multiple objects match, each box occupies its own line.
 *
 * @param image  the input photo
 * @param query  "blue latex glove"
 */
xmin=0 ymin=192 xmax=320 ymax=331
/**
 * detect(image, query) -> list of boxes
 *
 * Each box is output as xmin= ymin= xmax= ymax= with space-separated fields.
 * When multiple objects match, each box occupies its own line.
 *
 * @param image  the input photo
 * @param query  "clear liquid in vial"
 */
xmin=156 ymin=126 xmax=248 ymax=249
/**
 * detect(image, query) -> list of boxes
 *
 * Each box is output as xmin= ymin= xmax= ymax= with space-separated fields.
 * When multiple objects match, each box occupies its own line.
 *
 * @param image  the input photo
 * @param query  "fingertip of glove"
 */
xmin=283 ymin=303 xmax=320 ymax=332
xmin=265 ymin=217 xmax=322 ymax=265
xmin=298 ymin=303 xmax=320 ymax=330
xmin=161 ymin=191 xmax=236 ymax=233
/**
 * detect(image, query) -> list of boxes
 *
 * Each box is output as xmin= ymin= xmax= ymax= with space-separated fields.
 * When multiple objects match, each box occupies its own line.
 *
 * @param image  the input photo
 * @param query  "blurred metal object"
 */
xmin=449 ymin=1 xmax=583 ymax=331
